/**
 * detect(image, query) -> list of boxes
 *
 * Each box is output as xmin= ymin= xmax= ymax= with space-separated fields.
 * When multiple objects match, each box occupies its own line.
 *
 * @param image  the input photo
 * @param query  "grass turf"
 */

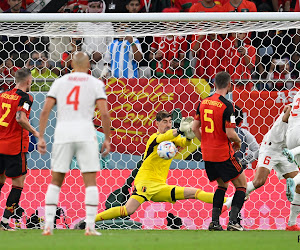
xmin=1 ymin=229 xmax=300 ymax=250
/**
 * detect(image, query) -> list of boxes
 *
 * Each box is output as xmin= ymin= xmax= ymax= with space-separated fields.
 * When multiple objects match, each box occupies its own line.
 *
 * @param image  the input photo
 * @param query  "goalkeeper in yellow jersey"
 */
xmin=93 ymin=110 xmax=230 ymax=223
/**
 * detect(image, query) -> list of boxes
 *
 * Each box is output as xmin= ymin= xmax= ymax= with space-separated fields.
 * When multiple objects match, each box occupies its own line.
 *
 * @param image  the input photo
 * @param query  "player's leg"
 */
xmin=0 ymin=174 xmax=5 ymax=197
xmin=43 ymin=143 xmax=73 ymax=235
xmin=283 ymin=171 xmax=300 ymax=231
xmin=95 ymin=197 xmax=142 ymax=222
xmin=0 ymin=153 xmax=27 ymax=231
xmin=0 ymin=155 xmax=5 ymax=197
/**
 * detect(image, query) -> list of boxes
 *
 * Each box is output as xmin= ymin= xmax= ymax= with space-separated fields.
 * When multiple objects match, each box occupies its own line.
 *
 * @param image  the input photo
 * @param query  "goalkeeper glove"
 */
xmin=178 ymin=117 xmax=195 ymax=140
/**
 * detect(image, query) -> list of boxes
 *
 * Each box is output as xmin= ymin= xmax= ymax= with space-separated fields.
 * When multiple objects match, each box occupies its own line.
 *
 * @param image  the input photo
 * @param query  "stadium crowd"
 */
xmin=0 ymin=0 xmax=299 ymax=92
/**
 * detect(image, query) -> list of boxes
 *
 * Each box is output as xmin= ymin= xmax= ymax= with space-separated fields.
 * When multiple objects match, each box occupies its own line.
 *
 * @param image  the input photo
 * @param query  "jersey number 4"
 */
xmin=0 ymin=102 xmax=11 ymax=127
xmin=204 ymin=109 xmax=214 ymax=133
xmin=66 ymin=86 xmax=80 ymax=110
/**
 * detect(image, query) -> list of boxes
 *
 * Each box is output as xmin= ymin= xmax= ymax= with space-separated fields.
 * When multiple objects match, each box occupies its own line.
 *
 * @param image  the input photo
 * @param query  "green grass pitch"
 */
xmin=1 ymin=230 xmax=300 ymax=250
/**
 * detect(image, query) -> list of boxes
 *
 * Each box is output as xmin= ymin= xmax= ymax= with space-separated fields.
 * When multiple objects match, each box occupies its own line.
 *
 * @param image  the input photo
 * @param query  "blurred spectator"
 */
xmin=221 ymin=33 xmax=256 ymax=90
xmin=0 ymin=58 xmax=19 ymax=91
xmin=291 ymin=52 xmax=300 ymax=79
xmin=234 ymin=105 xmax=259 ymax=169
xmin=174 ymin=0 xmax=199 ymax=12
xmin=149 ymin=35 xmax=188 ymax=78
xmin=63 ymin=0 xmax=89 ymax=13
xmin=295 ymin=0 xmax=300 ymax=11
xmin=189 ymin=0 xmax=223 ymax=12
xmin=139 ymin=0 xmax=172 ymax=12
xmin=61 ymin=37 xmax=84 ymax=74
xmin=126 ymin=0 xmax=140 ymax=12
xmin=191 ymin=34 xmax=225 ymax=82
xmin=222 ymin=0 xmax=257 ymax=11
xmin=272 ymin=0 xmax=290 ymax=11
xmin=266 ymin=58 xmax=293 ymax=90
xmin=26 ymin=51 xmax=59 ymax=91
xmin=2 ymin=0 xmax=31 ymax=13
xmin=103 ymin=0 xmax=127 ymax=13
xmin=102 ymin=35 xmax=143 ymax=78
xmin=77 ymin=0 xmax=114 ymax=78
xmin=252 ymin=0 xmax=274 ymax=11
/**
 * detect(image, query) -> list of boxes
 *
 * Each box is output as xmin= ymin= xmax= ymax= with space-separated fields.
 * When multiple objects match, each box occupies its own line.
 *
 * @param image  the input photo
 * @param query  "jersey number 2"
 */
xmin=0 ymin=102 xmax=11 ymax=127
xmin=66 ymin=86 xmax=80 ymax=110
xmin=204 ymin=109 xmax=214 ymax=133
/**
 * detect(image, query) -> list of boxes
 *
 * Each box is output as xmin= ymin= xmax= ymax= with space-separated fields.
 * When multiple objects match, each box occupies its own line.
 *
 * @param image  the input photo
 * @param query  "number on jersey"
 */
xmin=66 ymin=86 xmax=80 ymax=110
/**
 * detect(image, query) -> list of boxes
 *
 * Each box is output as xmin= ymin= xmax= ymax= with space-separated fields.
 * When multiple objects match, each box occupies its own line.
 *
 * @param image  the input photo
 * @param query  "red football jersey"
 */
xmin=221 ymin=44 xmax=256 ymax=81
xmin=189 ymin=2 xmax=223 ymax=12
xmin=222 ymin=0 xmax=257 ymax=12
xmin=174 ymin=0 xmax=199 ymax=12
xmin=195 ymin=93 xmax=236 ymax=162
xmin=151 ymin=36 xmax=187 ymax=77
xmin=0 ymin=88 xmax=33 ymax=155
xmin=192 ymin=35 xmax=225 ymax=79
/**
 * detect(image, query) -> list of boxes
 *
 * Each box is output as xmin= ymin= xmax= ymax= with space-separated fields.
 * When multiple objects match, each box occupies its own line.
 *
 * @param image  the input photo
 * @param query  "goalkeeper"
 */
xmin=92 ymin=111 xmax=229 ymax=223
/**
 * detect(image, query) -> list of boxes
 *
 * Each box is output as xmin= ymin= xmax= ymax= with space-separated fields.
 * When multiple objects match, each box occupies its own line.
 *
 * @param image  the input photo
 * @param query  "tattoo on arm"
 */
xmin=16 ymin=111 xmax=21 ymax=120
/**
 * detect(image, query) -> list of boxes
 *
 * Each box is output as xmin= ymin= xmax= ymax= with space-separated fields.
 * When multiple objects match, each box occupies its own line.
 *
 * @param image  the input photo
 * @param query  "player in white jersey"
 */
xmin=38 ymin=52 xmax=111 ymax=236
xmin=282 ymin=90 xmax=300 ymax=205
xmin=224 ymin=105 xmax=300 ymax=231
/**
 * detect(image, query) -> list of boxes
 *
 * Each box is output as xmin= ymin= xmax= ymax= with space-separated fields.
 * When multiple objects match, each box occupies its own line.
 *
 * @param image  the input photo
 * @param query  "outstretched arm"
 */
xmin=16 ymin=111 xmax=39 ymax=138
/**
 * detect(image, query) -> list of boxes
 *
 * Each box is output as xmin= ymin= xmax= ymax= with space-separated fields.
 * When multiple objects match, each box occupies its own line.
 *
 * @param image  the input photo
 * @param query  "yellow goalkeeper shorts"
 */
xmin=131 ymin=180 xmax=184 ymax=204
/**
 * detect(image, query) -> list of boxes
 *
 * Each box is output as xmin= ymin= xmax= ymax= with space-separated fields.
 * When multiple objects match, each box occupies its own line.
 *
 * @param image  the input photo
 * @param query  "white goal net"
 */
xmin=0 ymin=12 xmax=300 ymax=230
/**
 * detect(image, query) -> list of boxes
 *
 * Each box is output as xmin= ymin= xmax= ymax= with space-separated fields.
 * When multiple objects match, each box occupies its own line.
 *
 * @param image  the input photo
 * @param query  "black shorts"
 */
xmin=204 ymin=156 xmax=243 ymax=183
xmin=0 ymin=153 xmax=27 ymax=178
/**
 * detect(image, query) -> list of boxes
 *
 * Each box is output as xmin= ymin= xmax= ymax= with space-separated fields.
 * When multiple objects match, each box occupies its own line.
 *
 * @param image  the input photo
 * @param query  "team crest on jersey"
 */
xmin=141 ymin=186 xmax=147 ymax=192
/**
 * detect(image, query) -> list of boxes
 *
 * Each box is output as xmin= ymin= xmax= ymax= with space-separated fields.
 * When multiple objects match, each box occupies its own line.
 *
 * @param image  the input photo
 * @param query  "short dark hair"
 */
xmin=156 ymin=110 xmax=171 ymax=121
xmin=235 ymin=105 xmax=243 ymax=126
xmin=214 ymin=71 xmax=231 ymax=89
xmin=15 ymin=68 xmax=31 ymax=84
xmin=126 ymin=0 xmax=139 ymax=4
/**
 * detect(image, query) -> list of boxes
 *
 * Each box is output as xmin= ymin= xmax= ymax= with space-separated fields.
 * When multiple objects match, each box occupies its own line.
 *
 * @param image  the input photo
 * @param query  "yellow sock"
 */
xmin=95 ymin=206 xmax=128 ymax=222
xmin=195 ymin=190 xmax=227 ymax=204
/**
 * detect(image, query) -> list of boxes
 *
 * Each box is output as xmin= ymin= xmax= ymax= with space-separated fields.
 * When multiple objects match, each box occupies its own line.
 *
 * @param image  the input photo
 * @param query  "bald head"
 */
xmin=71 ymin=51 xmax=90 ymax=72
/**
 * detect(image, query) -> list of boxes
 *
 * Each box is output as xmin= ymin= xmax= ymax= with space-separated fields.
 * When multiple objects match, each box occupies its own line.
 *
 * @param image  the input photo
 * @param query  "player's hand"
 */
xmin=38 ymin=137 xmax=47 ymax=155
xmin=232 ymin=140 xmax=241 ymax=152
xmin=32 ymin=131 xmax=40 ymax=138
xmin=101 ymin=139 xmax=111 ymax=157
xmin=179 ymin=117 xmax=195 ymax=140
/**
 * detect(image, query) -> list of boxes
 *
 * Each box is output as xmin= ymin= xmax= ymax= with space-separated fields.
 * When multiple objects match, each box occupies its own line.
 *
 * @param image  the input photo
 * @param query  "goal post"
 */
xmin=0 ymin=12 xmax=299 ymax=230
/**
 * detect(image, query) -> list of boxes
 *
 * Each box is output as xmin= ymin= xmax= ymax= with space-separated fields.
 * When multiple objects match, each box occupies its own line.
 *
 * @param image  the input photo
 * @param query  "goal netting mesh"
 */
xmin=1 ymin=12 xmax=300 ymax=230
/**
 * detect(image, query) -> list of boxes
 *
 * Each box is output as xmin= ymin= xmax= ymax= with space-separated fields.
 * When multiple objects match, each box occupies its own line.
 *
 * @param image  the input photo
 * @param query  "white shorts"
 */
xmin=51 ymin=141 xmax=100 ymax=173
xmin=258 ymin=143 xmax=298 ymax=179
xmin=287 ymin=127 xmax=300 ymax=165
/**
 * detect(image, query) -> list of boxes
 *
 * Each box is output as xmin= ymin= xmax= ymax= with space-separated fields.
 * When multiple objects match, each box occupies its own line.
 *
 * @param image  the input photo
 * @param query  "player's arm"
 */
xmin=240 ymin=129 xmax=259 ymax=165
xmin=38 ymin=97 xmax=56 ymax=154
xmin=95 ymin=99 xmax=111 ymax=157
xmin=225 ymin=104 xmax=241 ymax=152
xmin=16 ymin=111 xmax=39 ymax=137
xmin=226 ymin=128 xmax=241 ymax=152
xmin=282 ymin=104 xmax=292 ymax=123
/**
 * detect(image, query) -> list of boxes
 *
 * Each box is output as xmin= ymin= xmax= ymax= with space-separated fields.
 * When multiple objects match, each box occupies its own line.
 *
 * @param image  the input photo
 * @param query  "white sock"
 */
xmin=224 ymin=196 xmax=233 ymax=209
xmin=246 ymin=181 xmax=256 ymax=196
xmin=85 ymin=186 xmax=99 ymax=230
xmin=291 ymin=146 xmax=300 ymax=157
xmin=293 ymin=173 xmax=300 ymax=186
xmin=288 ymin=193 xmax=300 ymax=226
xmin=45 ymin=184 xmax=61 ymax=229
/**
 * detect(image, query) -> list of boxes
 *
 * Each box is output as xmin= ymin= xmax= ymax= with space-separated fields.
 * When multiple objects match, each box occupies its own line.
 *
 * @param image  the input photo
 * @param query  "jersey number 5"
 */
xmin=66 ymin=86 xmax=80 ymax=110
xmin=204 ymin=109 xmax=214 ymax=133
xmin=0 ymin=102 xmax=11 ymax=127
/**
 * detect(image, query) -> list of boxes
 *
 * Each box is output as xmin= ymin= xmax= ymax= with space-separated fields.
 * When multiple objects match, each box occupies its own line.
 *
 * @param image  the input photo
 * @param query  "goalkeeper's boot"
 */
xmin=0 ymin=221 xmax=15 ymax=231
xmin=227 ymin=221 xmax=245 ymax=231
xmin=42 ymin=227 xmax=53 ymax=236
xmin=286 ymin=178 xmax=296 ymax=202
xmin=221 ymin=197 xmax=233 ymax=214
xmin=85 ymin=227 xmax=102 ymax=236
xmin=286 ymin=224 xmax=300 ymax=231
xmin=283 ymin=148 xmax=295 ymax=163
xmin=208 ymin=221 xmax=224 ymax=231
xmin=74 ymin=220 xmax=86 ymax=230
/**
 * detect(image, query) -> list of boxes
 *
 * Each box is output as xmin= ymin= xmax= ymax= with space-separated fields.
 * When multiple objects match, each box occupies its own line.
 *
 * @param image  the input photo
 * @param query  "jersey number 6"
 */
xmin=66 ymin=86 xmax=80 ymax=111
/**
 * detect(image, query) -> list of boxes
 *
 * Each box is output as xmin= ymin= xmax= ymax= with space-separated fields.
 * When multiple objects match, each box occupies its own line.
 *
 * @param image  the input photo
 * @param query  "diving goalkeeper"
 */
xmin=91 ymin=111 xmax=230 ymax=223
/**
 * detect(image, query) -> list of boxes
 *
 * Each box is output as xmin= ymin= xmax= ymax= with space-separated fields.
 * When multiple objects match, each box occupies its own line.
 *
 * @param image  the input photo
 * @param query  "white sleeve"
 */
xmin=46 ymin=79 xmax=59 ymax=99
xmin=241 ymin=129 xmax=260 ymax=165
xmin=95 ymin=79 xmax=107 ymax=100
xmin=134 ymin=38 xmax=142 ymax=52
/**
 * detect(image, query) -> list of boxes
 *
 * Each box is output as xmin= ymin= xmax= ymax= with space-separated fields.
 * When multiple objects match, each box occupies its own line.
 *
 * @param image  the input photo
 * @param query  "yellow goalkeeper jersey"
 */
xmin=134 ymin=129 xmax=191 ymax=184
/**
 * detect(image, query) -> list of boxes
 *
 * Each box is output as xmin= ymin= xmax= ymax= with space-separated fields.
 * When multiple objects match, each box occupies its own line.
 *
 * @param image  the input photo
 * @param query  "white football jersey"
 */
xmin=47 ymin=72 xmax=107 ymax=143
xmin=262 ymin=112 xmax=287 ymax=148
xmin=288 ymin=90 xmax=300 ymax=129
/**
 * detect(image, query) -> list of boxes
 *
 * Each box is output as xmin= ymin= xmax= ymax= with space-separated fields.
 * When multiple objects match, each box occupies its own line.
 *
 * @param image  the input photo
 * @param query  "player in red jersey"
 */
xmin=222 ymin=0 xmax=257 ymax=12
xmin=192 ymin=71 xmax=247 ymax=231
xmin=0 ymin=68 xmax=39 ymax=231
xmin=189 ymin=0 xmax=223 ymax=12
